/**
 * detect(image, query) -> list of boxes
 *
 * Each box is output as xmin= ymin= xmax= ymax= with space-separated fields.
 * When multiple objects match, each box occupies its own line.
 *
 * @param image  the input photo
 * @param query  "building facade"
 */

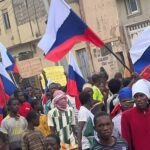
xmin=116 ymin=0 xmax=150 ymax=47
xmin=0 ymin=0 xmax=149 ymax=84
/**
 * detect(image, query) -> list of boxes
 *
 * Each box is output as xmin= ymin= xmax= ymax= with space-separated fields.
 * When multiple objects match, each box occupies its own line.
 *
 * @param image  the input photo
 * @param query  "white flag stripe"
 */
xmin=38 ymin=0 xmax=70 ymax=54
xmin=0 ymin=42 xmax=12 ymax=68
xmin=130 ymin=27 xmax=150 ymax=64
xmin=69 ymin=52 xmax=84 ymax=78
xmin=0 ymin=63 xmax=14 ymax=84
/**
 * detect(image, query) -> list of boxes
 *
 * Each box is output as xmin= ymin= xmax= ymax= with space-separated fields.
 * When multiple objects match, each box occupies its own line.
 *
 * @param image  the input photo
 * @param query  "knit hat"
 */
xmin=119 ymin=87 xmax=132 ymax=101
xmin=132 ymin=79 xmax=150 ymax=99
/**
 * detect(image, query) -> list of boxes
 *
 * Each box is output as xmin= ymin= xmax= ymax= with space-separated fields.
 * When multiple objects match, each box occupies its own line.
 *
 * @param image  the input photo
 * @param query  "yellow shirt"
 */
xmin=92 ymin=85 xmax=103 ymax=103
xmin=36 ymin=114 xmax=51 ymax=137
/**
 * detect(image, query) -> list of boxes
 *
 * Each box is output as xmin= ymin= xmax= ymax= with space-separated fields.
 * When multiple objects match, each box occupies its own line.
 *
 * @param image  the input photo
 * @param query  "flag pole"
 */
xmin=10 ymin=72 xmax=18 ymax=88
xmin=104 ymin=45 xmax=132 ymax=73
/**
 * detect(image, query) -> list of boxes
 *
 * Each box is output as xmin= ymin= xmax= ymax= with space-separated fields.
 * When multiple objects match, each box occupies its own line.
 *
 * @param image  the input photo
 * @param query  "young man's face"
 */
xmin=33 ymin=114 xmax=40 ymax=127
xmin=10 ymin=100 xmax=19 ymax=114
xmin=95 ymin=115 xmax=113 ymax=140
xmin=83 ymin=88 xmax=93 ymax=98
xmin=35 ymin=89 xmax=42 ymax=99
xmin=134 ymin=93 xmax=148 ymax=110
xmin=46 ymin=137 xmax=60 ymax=150
xmin=26 ymin=87 xmax=34 ymax=96
xmin=17 ymin=91 xmax=25 ymax=103
xmin=57 ymin=97 xmax=67 ymax=109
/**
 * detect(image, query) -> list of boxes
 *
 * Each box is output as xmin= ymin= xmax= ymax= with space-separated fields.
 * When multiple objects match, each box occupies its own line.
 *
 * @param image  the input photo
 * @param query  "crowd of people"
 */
xmin=0 ymin=70 xmax=150 ymax=150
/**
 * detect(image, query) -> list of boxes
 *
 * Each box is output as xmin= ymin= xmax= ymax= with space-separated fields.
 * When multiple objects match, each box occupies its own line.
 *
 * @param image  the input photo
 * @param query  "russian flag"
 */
xmin=130 ymin=27 xmax=150 ymax=76
xmin=38 ymin=0 xmax=104 ymax=62
xmin=0 ymin=42 xmax=18 ymax=73
xmin=67 ymin=53 xmax=85 ymax=109
xmin=0 ymin=63 xmax=16 ymax=105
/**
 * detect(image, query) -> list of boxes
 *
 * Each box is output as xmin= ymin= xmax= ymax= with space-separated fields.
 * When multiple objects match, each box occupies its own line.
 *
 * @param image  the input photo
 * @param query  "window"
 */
xmin=2 ymin=10 xmax=11 ymax=29
xmin=125 ymin=0 xmax=140 ymax=15
xmin=18 ymin=51 xmax=33 ymax=61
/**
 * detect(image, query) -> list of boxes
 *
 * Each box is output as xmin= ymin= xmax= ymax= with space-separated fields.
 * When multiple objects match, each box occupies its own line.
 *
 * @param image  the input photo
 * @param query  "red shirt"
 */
xmin=19 ymin=102 xmax=32 ymax=117
xmin=121 ymin=106 xmax=150 ymax=150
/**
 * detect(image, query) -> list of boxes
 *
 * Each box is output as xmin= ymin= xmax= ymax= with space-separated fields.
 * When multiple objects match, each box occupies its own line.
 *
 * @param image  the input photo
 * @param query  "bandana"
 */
xmin=52 ymin=90 xmax=67 ymax=111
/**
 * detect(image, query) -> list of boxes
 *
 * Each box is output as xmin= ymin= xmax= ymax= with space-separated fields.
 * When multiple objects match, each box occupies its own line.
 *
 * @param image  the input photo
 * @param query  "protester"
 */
xmin=112 ymin=87 xmax=134 ymax=137
xmin=25 ymin=86 xmax=36 ymax=103
xmin=31 ymin=99 xmax=50 ymax=137
xmin=92 ymin=74 xmax=103 ymax=103
xmin=99 ymin=67 xmax=109 ymax=83
xmin=45 ymin=135 xmax=60 ymax=150
xmin=122 ymin=79 xmax=150 ymax=150
xmin=99 ymin=82 xmax=109 ymax=109
xmin=1 ymin=98 xmax=27 ymax=150
xmin=22 ymin=110 xmax=45 ymax=150
xmin=107 ymin=79 xmax=121 ymax=114
xmin=82 ymin=83 xmax=93 ymax=96
xmin=92 ymin=111 xmax=129 ymax=149
xmin=43 ymin=83 xmax=60 ymax=115
xmin=78 ymin=91 xmax=94 ymax=150
xmin=14 ymin=90 xmax=32 ymax=117
xmin=34 ymin=88 xmax=43 ymax=100
xmin=48 ymin=90 xmax=77 ymax=150
xmin=0 ymin=130 xmax=9 ymax=150
xmin=114 ymin=72 xmax=123 ymax=82
xmin=82 ymin=83 xmax=105 ymax=115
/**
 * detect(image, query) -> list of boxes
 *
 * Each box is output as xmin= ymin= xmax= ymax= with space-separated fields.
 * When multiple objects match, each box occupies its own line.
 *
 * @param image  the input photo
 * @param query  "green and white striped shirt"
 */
xmin=48 ymin=107 xmax=76 ymax=145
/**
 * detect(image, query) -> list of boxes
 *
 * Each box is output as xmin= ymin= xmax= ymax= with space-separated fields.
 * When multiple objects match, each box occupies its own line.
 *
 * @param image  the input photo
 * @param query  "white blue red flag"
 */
xmin=130 ymin=27 xmax=150 ymax=75
xmin=0 ymin=63 xmax=16 ymax=124
xmin=38 ymin=0 xmax=104 ymax=62
xmin=67 ymin=53 xmax=85 ymax=109
xmin=0 ymin=63 xmax=16 ymax=105
xmin=0 ymin=42 xmax=18 ymax=73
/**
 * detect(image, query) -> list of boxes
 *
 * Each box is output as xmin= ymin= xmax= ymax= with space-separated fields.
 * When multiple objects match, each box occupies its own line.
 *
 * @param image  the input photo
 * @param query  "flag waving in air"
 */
xmin=38 ymin=0 xmax=104 ymax=62
xmin=0 ymin=42 xmax=18 ymax=73
xmin=130 ymin=27 xmax=150 ymax=73
xmin=67 ymin=53 xmax=85 ymax=109
xmin=0 ymin=63 xmax=16 ymax=124
xmin=0 ymin=63 xmax=16 ymax=102
xmin=130 ymin=27 xmax=150 ymax=79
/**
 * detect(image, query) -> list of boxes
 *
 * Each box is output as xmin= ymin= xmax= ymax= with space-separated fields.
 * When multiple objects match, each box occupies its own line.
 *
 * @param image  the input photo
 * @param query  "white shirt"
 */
xmin=78 ymin=106 xmax=94 ymax=150
xmin=107 ymin=94 xmax=119 ymax=114
xmin=112 ymin=113 xmax=122 ymax=138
